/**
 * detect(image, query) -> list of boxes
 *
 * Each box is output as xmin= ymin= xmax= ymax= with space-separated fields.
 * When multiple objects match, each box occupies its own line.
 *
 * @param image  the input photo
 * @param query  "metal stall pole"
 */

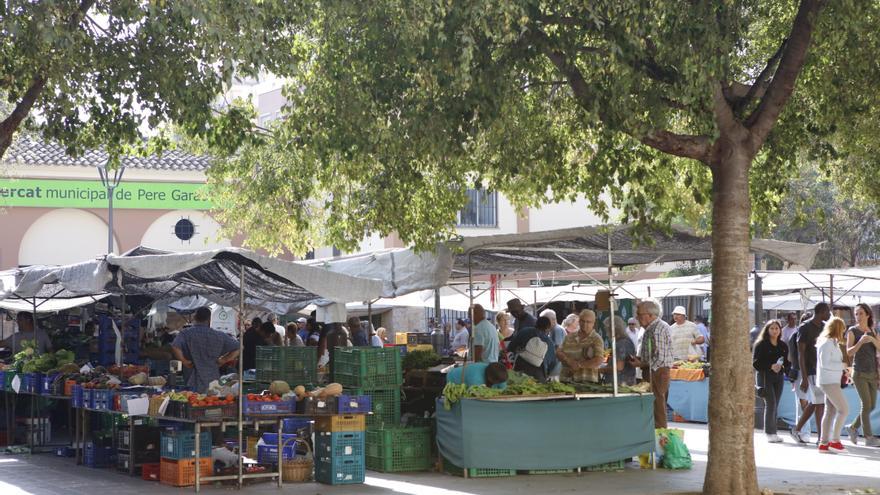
xmin=462 ymin=254 xmax=474 ymax=376
xmin=237 ymin=265 xmax=246 ymax=489
xmin=607 ymin=234 xmax=618 ymax=397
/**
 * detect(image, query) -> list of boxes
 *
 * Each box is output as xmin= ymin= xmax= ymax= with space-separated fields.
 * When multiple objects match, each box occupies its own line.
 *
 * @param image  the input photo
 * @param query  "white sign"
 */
xmin=211 ymin=305 xmax=238 ymax=335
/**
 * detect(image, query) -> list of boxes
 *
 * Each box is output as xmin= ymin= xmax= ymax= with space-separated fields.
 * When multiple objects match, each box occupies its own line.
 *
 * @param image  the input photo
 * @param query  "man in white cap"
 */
xmin=669 ymin=306 xmax=704 ymax=361
xmin=296 ymin=317 xmax=309 ymax=342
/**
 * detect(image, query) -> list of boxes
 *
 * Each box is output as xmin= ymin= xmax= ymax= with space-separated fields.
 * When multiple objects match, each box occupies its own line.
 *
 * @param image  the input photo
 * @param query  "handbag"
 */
xmin=841 ymin=370 xmax=849 ymax=389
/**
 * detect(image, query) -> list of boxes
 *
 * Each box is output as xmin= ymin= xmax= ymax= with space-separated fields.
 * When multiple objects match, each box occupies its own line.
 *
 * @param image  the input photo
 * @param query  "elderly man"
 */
xmin=628 ymin=299 xmax=674 ymax=428
xmin=557 ymin=309 xmax=605 ymax=383
xmin=669 ymin=306 xmax=704 ymax=361
xmin=541 ymin=308 xmax=566 ymax=379
xmin=471 ymin=304 xmax=499 ymax=363
xmin=506 ymin=298 xmax=537 ymax=337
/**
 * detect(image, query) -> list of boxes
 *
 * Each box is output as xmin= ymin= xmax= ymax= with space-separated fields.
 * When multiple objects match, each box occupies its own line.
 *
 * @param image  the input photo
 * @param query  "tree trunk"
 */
xmin=703 ymin=137 xmax=759 ymax=495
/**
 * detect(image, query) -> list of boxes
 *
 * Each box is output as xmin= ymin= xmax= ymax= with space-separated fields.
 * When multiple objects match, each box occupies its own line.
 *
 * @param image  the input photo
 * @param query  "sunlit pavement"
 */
xmin=1 ymin=423 xmax=878 ymax=495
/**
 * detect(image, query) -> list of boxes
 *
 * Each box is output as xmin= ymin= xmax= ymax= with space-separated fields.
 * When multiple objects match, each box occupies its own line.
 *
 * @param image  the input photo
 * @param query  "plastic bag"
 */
xmin=660 ymin=429 xmax=692 ymax=470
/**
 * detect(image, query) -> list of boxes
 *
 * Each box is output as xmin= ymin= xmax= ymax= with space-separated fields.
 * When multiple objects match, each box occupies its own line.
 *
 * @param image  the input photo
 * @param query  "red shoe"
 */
xmin=828 ymin=441 xmax=846 ymax=452
xmin=818 ymin=443 xmax=833 ymax=453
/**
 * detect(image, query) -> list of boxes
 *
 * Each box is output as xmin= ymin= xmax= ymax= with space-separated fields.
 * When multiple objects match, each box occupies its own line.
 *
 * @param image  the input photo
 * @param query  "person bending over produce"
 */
xmin=507 ymin=316 xmax=557 ymax=382
xmin=557 ymin=310 xmax=605 ymax=383
xmin=446 ymin=362 xmax=508 ymax=389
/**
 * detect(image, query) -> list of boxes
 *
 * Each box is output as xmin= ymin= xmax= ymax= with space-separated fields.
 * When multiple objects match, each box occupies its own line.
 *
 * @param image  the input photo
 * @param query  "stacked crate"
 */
xmin=97 ymin=315 xmax=140 ymax=366
xmin=333 ymin=347 xmax=402 ymax=429
xmin=255 ymin=346 xmax=317 ymax=388
xmin=115 ymin=422 xmax=160 ymax=474
xmin=365 ymin=426 xmax=432 ymax=472
xmin=314 ymin=415 xmax=366 ymax=485
xmin=159 ymin=430 xmax=212 ymax=487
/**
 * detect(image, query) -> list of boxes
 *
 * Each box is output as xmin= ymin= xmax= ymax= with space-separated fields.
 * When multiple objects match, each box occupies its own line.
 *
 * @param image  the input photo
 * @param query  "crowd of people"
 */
xmin=754 ymin=301 xmax=879 ymax=451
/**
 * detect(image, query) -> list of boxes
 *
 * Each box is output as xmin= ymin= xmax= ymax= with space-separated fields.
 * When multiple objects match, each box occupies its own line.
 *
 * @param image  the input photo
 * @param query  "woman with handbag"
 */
xmin=845 ymin=303 xmax=879 ymax=446
xmin=752 ymin=319 xmax=790 ymax=443
xmin=816 ymin=317 xmax=850 ymax=453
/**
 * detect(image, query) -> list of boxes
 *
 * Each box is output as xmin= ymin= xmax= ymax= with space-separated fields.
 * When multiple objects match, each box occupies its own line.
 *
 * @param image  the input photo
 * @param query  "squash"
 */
xmin=321 ymin=383 xmax=343 ymax=398
xmin=269 ymin=380 xmax=291 ymax=396
xmin=147 ymin=376 xmax=167 ymax=387
xmin=128 ymin=372 xmax=148 ymax=385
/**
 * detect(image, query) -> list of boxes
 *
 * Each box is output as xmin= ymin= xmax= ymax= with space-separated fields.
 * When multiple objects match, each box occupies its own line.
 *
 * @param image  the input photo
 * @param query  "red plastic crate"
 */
xmin=142 ymin=462 xmax=161 ymax=481
xmin=159 ymin=457 xmax=212 ymax=487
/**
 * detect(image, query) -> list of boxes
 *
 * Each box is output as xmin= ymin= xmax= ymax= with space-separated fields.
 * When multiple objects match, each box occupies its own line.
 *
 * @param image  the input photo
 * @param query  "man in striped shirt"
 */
xmin=628 ymin=298 xmax=674 ymax=428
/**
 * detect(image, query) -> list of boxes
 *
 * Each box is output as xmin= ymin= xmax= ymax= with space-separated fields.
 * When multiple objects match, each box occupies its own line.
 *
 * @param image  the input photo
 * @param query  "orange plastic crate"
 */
xmin=142 ymin=463 xmax=161 ymax=481
xmin=315 ymin=414 xmax=366 ymax=433
xmin=64 ymin=380 xmax=77 ymax=396
xmin=159 ymin=457 xmax=212 ymax=487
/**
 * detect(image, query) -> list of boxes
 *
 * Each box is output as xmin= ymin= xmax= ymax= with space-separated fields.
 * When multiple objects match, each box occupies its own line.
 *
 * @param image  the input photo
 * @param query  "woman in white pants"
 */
xmin=816 ymin=317 xmax=850 ymax=453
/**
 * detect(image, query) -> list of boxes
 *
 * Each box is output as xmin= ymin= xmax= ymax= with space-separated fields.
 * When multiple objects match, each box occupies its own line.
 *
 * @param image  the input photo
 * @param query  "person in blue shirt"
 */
xmin=506 ymin=316 xmax=558 ymax=382
xmin=446 ymin=362 xmax=508 ymax=389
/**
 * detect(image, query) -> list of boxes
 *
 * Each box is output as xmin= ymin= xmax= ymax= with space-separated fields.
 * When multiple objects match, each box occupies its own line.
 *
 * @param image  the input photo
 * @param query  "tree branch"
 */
xmin=0 ymin=0 xmax=96 ymax=159
xmin=731 ymin=39 xmax=788 ymax=112
xmin=746 ymin=0 xmax=825 ymax=151
xmin=640 ymin=130 xmax=712 ymax=163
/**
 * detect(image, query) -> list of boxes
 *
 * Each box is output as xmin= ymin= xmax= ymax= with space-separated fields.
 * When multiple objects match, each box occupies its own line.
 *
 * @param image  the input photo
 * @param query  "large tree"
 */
xmin=206 ymin=2 xmax=877 ymax=493
xmin=0 ymin=0 xmax=295 ymax=161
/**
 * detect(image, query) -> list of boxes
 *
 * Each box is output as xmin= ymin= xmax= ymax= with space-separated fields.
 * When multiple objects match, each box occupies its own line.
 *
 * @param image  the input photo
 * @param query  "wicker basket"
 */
xmin=148 ymin=396 xmax=168 ymax=416
xmin=281 ymin=438 xmax=313 ymax=482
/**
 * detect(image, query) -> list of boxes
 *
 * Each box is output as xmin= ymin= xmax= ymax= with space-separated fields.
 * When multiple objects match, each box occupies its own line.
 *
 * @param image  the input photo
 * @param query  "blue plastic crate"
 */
xmin=243 ymin=396 xmax=295 ymax=415
xmin=41 ymin=373 xmax=61 ymax=395
xmin=160 ymin=431 xmax=212 ymax=460
xmin=21 ymin=372 xmax=43 ymax=394
xmin=260 ymin=432 xmax=297 ymax=446
xmin=0 ymin=370 xmax=5 ymax=391
xmin=315 ymin=455 xmax=365 ymax=485
xmin=337 ymin=394 xmax=372 ymax=414
xmin=92 ymin=389 xmax=113 ymax=410
xmin=282 ymin=418 xmax=312 ymax=434
xmin=315 ymin=431 xmax=365 ymax=458
xmin=256 ymin=443 xmax=297 ymax=464
xmin=72 ymin=384 xmax=84 ymax=408
xmin=84 ymin=442 xmax=115 ymax=468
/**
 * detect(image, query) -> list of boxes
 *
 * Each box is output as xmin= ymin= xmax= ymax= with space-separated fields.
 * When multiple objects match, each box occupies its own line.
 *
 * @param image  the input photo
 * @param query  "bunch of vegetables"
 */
xmin=168 ymin=390 xmax=236 ymax=406
xmin=672 ymin=360 xmax=705 ymax=370
xmin=13 ymin=341 xmax=76 ymax=373
xmin=402 ymin=350 xmax=442 ymax=370
xmin=441 ymin=371 xmax=577 ymax=409
xmin=246 ymin=393 xmax=283 ymax=403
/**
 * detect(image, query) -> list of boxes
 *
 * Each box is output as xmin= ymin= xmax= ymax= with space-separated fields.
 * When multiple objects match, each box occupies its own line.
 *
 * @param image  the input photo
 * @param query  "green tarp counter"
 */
xmin=436 ymin=394 xmax=655 ymax=470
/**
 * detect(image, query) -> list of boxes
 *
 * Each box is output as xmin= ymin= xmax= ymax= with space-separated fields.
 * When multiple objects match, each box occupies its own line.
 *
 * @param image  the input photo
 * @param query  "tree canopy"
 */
xmin=204 ymin=3 xmax=879 ymax=493
xmin=0 ymin=0 xmax=298 ymax=162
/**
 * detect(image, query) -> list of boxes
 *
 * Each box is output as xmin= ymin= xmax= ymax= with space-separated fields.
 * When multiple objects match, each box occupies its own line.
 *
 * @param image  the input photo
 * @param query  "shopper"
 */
xmin=285 ymin=323 xmax=305 ymax=347
xmin=562 ymin=313 xmax=580 ymax=335
xmin=241 ymin=317 xmax=263 ymax=370
xmin=845 ymin=303 xmax=879 ymax=446
xmin=508 ymin=316 xmax=557 ymax=382
xmin=471 ymin=305 xmax=499 ymax=364
xmin=791 ymin=303 xmax=831 ymax=444
xmin=261 ymin=321 xmax=282 ymax=346
xmin=601 ymin=315 xmax=636 ymax=386
xmin=171 ymin=306 xmax=239 ymax=393
xmin=626 ymin=317 xmax=643 ymax=352
xmin=557 ymin=309 xmax=605 ymax=383
xmin=296 ymin=317 xmax=309 ymax=342
xmin=506 ymin=298 xmax=537 ymax=336
xmin=541 ymin=308 xmax=566 ymax=379
xmin=451 ymin=319 xmax=470 ymax=354
xmin=495 ymin=312 xmax=514 ymax=339
xmin=371 ymin=327 xmax=387 ymax=347
xmin=629 ymin=299 xmax=674 ymax=428
xmin=694 ymin=315 xmax=710 ymax=359
xmin=816 ymin=317 xmax=849 ymax=453
xmin=669 ymin=306 xmax=704 ymax=361
xmin=782 ymin=312 xmax=799 ymax=344
xmin=347 ymin=316 xmax=369 ymax=346
xmin=753 ymin=319 xmax=790 ymax=443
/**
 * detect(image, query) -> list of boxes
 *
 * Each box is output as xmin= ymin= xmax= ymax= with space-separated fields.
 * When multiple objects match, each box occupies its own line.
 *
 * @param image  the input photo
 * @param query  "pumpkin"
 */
xmin=268 ymin=380 xmax=291 ymax=396
xmin=321 ymin=383 xmax=343 ymax=398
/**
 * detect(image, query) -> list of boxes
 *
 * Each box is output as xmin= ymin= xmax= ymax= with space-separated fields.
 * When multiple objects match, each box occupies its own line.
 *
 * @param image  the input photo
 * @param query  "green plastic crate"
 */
xmin=255 ymin=346 xmax=317 ymax=385
xmin=582 ymin=459 xmax=627 ymax=472
xmin=333 ymin=347 xmax=402 ymax=389
xmin=344 ymin=388 xmax=401 ymax=428
xmin=365 ymin=427 xmax=432 ymax=472
xmin=441 ymin=455 xmax=516 ymax=478
xmin=521 ymin=468 xmax=575 ymax=475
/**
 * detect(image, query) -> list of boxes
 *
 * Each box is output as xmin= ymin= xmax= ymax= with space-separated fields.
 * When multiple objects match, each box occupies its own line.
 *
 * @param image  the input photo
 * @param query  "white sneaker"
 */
xmin=847 ymin=425 xmax=859 ymax=445
xmin=866 ymin=437 xmax=880 ymax=447
xmin=766 ymin=434 xmax=782 ymax=443
xmin=789 ymin=429 xmax=805 ymax=444
xmin=799 ymin=431 xmax=812 ymax=444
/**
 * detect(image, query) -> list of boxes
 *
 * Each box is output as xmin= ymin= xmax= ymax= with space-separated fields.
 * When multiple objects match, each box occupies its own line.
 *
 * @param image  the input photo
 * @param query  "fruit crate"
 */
xmin=91 ymin=389 xmax=113 ymax=410
xmin=315 ymin=431 xmax=365 ymax=458
xmin=254 ymin=346 xmax=318 ymax=385
xmin=441 ymin=455 xmax=516 ymax=478
xmin=142 ymin=463 xmax=161 ymax=481
xmin=160 ymin=431 xmax=212 ymax=460
xmin=345 ymin=388 xmax=400 ymax=428
xmin=315 ymin=414 xmax=366 ymax=433
xmin=166 ymin=401 xmax=237 ymax=420
xmin=332 ymin=347 xmax=402 ymax=389
xmin=297 ymin=396 xmax=337 ymax=415
xmin=243 ymin=396 xmax=295 ymax=415
xmin=84 ymin=442 xmax=116 ymax=468
xmin=159 ymin=457 xmax=212 ymax=487
xmin=365 ymin=427 xmax=431 ymax=472
xmin=315 ymin=456 xmax=365 ymax=485
xmin=337 ymin=394 xmax=371 ymax=414
xmin=582 ymin=459 xmax=626 ymax=472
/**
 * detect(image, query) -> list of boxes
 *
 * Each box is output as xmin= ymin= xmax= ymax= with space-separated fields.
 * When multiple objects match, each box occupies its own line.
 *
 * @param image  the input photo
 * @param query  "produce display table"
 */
xmin=669 ymin=368 xmax=705 ymax=381
xmin=668 ymin=378 xmax=880 ymax=433
xmin=435 ymin=394 xmax=655 ymax=471
xmin=1 ymin=389 xmax=74 ymax=454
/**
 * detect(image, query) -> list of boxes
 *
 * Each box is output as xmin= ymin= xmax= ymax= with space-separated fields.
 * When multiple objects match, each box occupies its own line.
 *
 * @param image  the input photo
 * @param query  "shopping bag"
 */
xmin=660 ymin=429 xmax=692 ymax=470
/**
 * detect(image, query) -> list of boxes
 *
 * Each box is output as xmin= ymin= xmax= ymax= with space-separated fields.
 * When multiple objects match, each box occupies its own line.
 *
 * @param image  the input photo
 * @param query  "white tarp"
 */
xmin=0 ymin=294 xmax=109 ymax=313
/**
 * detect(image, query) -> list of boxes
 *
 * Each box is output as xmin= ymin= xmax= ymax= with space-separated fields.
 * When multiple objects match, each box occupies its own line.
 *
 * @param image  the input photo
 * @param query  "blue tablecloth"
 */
xmin=668 ymin=378 xmax=880 ymax=434
xmin=436 ymin=395 xmax=655 ymax=470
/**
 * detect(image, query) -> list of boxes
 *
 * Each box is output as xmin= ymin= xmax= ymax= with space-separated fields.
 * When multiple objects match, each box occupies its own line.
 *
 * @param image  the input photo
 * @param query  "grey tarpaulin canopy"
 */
xmin=0 ymin=246 xmax=384 ymax=313
xmin=301 ymin=225 xmax=821 ymax=297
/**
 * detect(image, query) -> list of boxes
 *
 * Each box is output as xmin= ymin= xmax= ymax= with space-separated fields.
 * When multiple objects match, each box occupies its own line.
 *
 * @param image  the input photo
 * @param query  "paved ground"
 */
xmin=1 ymin=423 xmax=878 ymax=495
